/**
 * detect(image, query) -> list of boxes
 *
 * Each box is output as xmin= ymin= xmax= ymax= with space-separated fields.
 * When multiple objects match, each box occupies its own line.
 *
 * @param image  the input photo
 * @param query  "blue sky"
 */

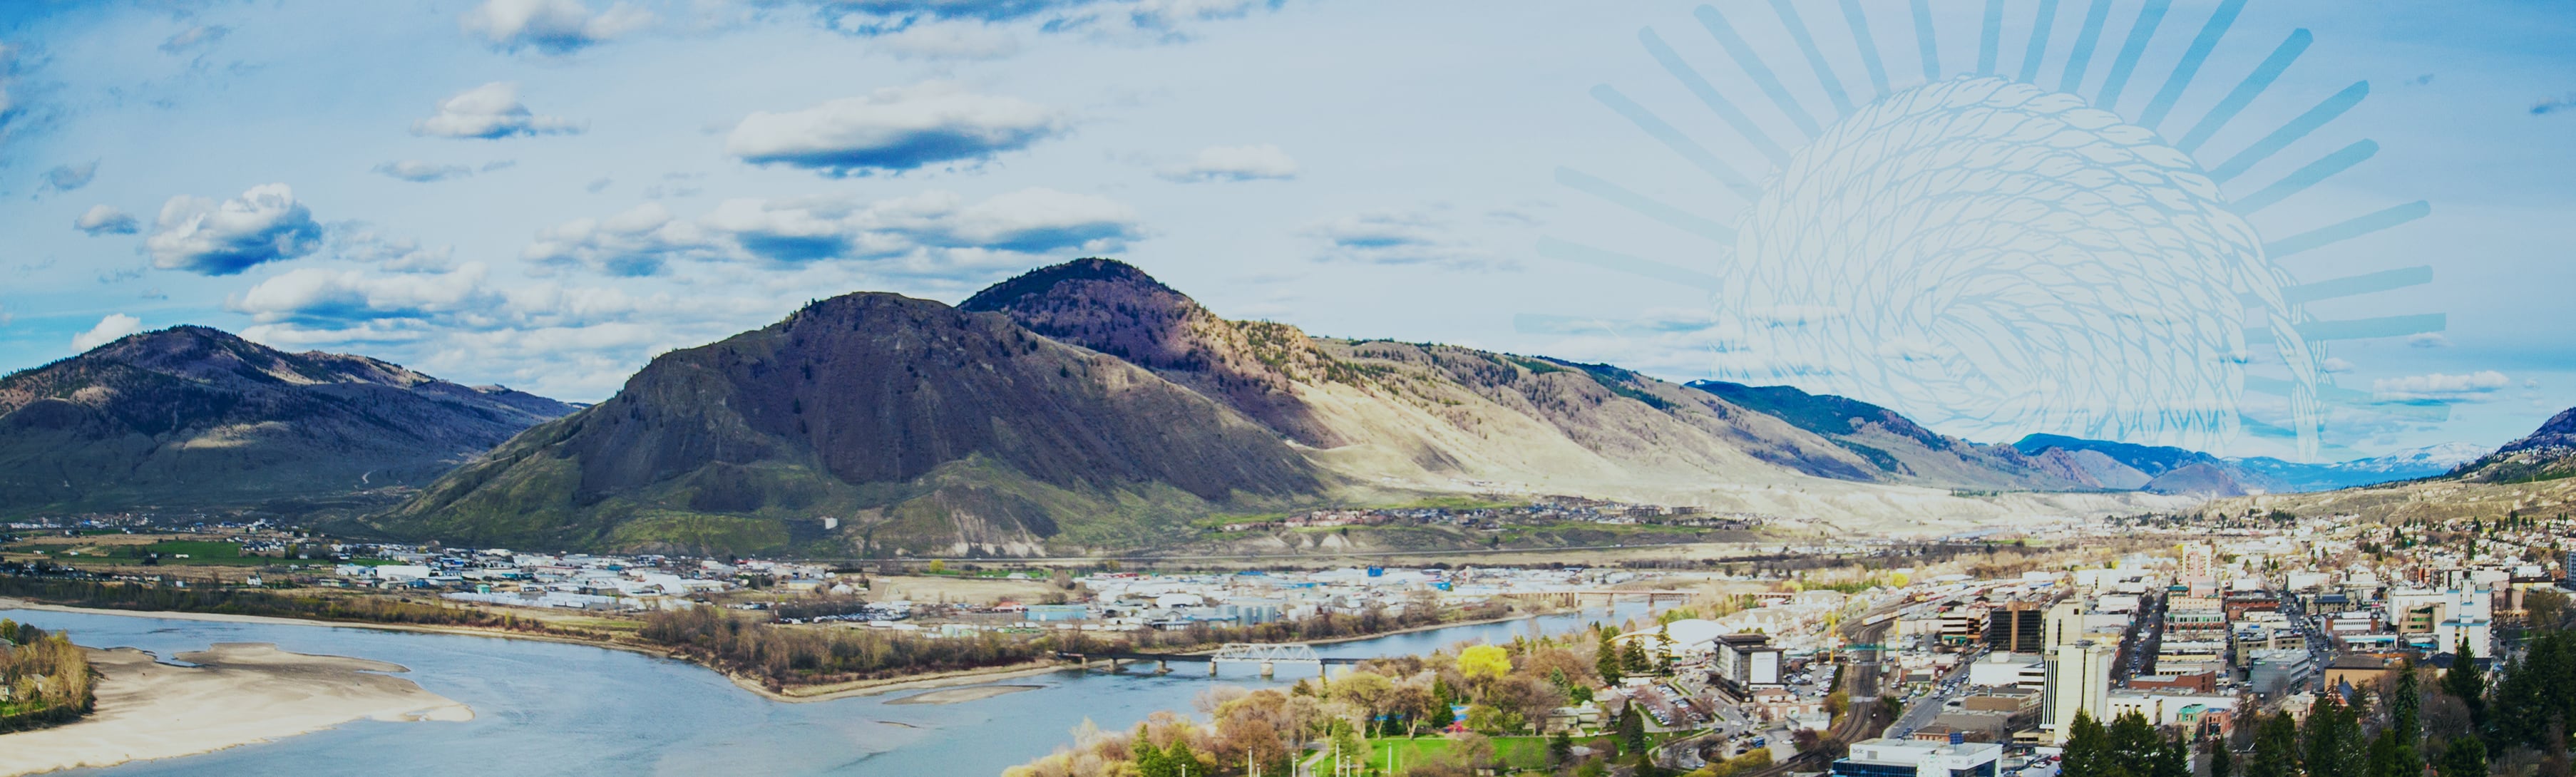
xmin=1 ymin=0 xmax=2570 ymax=462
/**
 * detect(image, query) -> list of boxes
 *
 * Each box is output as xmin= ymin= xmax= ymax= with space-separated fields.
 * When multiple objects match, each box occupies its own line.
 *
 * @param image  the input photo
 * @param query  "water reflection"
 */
xmin=3 ymin=603 xmax=1656 ymax=776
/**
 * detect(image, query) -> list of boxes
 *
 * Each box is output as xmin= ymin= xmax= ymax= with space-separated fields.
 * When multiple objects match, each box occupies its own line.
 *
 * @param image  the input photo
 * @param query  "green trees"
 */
xmin=1597 ymin=629 xmax=1625 ymax=686
xmin=0 ymin=621 xmax=94 ymax=732
xmin=2061 ymin=711 xmax=2192 ymax=777
xmin=2436 ymin=736 xmax=2485 ymax=777
xmin=2490 ymin=629 xmax=2576 ymax=751
xmin=2304 ymin=691 xmax=2365 ymax=777
xmin=2445 ymin=639 xmax=2485 ymax=711
xmin=2247 ymin=711 xmax=2302 ymax=777
xmin=1617 ymin=704 xmax=1648 ymax=758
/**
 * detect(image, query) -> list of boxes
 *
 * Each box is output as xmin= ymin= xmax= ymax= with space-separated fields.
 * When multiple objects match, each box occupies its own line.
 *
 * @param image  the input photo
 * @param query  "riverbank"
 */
xmin=0 ymin=643 xmax=470 ymax=776
xmin=0 ymin=597 xmax=1576 ymax=709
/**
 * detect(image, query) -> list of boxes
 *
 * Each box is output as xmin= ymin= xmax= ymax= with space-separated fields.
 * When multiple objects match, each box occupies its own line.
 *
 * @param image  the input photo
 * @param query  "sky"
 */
xmin=1 ymin=0 xmax=2570 ymax=463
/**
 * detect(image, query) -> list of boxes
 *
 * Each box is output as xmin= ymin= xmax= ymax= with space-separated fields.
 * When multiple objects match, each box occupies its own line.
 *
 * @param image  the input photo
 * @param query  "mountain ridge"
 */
xmin=0 ymin=326 xmax=575 ymax=515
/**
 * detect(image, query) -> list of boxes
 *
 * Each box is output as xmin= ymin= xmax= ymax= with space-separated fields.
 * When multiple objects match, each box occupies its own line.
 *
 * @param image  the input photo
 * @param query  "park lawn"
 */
xmin=1367 ymin=731 xmax=1687 ymax=774
xmin=1365 ymin=735 xmax=1553 ymax=773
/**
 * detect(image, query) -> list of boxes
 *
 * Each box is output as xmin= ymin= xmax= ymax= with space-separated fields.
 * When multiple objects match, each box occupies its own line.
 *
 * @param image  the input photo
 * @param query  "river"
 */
xmin=0 ymin=603 xmax=1658 ymax=776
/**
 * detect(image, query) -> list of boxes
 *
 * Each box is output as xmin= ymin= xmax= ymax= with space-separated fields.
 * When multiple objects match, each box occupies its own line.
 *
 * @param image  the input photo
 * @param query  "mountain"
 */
xmin=1685 ymin=381 xmax=2096 ymax=491
xmin=2228 ymin=443 xmax=2488 ymax=491
xmin=383 ymin=259 xmax=2192 ymax=555
xmin=0 ymin=326 xmax=575 ymax=516
xmin=369 ymin=291 xmax=1327 ymax=556
xmin=2210 ymin=407 xmax=2576 ymax=523
xmin=2453 ymin=408 xmax=2576 ymax=484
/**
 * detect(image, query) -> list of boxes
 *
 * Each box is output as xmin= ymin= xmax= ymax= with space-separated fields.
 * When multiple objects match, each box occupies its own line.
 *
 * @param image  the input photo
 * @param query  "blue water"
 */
xmin=1 ymin=604 xmax=1653 ymax=776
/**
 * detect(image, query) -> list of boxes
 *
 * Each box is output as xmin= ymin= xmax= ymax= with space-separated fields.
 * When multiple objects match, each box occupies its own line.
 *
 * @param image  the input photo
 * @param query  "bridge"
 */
xmin=1057 ymin=642 xmax=1365 ymax=679
xmin=1491 ymin=589 xmax=1700 ymax=607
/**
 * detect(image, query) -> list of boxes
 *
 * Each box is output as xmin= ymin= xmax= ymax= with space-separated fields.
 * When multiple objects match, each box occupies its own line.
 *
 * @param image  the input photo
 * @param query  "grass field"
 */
xmin=1363 ymin=731 xmax=1677 ymax=774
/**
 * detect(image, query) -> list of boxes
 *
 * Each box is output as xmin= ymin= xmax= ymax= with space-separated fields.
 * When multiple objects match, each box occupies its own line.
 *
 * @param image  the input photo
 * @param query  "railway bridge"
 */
xmin=1057 ymin=642 xmax=1365 ymax=679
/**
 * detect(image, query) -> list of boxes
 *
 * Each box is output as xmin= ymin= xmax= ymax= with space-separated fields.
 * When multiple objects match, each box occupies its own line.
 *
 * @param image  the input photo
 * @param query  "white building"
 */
xmin=2044 ymin=641 xmax=2115 ymax=744
xmin=1833 ymin=737 xmax=2003 ymax=777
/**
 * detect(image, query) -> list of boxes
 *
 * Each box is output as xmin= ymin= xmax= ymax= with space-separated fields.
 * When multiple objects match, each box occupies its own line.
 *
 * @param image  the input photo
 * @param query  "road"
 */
xmin=1733 ymin=600 xmax=1900 ymax=777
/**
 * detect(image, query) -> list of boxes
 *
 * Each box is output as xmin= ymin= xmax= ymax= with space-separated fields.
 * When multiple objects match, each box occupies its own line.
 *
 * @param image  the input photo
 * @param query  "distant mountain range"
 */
xmin=0 ymin=326 xmax=575 ymax=516
xmin=2210 ymin=407 xmax=2576 ymax=524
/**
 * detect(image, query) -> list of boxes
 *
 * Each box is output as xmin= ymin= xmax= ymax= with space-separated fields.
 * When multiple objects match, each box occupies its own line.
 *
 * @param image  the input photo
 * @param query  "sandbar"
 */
xmin=883 ymin=684 xmax=1045 ymax=705
xmin=0 ymin=642 xmax=472 ymax=776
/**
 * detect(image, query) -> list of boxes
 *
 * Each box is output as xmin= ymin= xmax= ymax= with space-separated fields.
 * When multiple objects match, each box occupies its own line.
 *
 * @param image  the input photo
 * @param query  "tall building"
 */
xmin=2181 ymin=542 xmax=2216 ymax=581
xmin=2044 ymin=600 xmax=2086 ymax=652
xmin=2044 ymin=640 xmax=2115 ymax=745
xmin=1986 ymin=600 xmax=2048 ymax=653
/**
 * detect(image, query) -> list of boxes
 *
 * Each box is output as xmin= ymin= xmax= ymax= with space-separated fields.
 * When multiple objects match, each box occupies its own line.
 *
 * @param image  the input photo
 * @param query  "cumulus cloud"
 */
xmin=160 ymin=24 xmax=230 ymax=53
xmin=525 ymin=187 xmax=1142 ymax=277
xmin=229 ymin=262 xmax=774 ymax=401
xmin=374 ymin=160 xmax=476 ymax=182
xmin=524 ymin=202 xmax=715 ymax=277
xmin=1305 ymin=209 xmax=1508 ymax=269
xmin=726 ymin=81 xmax=1062 ymax=175
xmin=71 ymin=314 xmax=143 ymax=351
xmin=145 ymin=183 xmax=324 ymax=275
xmin=2319 ymin=356 xmax=2356 ymax=373
xmin=2373 ymin=371 xmax=2512 ymax=402
xmin=1157 ymin=143 xmax=1296 ymax=182
xmin=43 ymin=160 xmax=98 ymax=192
xmin=413 ymin=83 xmax=585 ymax=139
xmin=461 ymin=0 xmax=653 ymax=55
xmin=75 ymin=205 xmax=138 ymax=235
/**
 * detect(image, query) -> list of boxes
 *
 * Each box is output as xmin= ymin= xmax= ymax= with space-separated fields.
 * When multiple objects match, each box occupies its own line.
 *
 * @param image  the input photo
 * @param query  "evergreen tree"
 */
xmin=1623 ymin=639 xmax=1653 ymax=676
xmin=2150 ymin=735 xmax=2192 ymax=777
xmin=2367 ymin=729 xmax=2421 ymax=777
xmin=1618 ymin=704 xmax=1648 ymax=757
xmin=1132 ymin=735 xmax=1167 ymax=776
xmin=2445 ymin=639 xmax=2485 ymax=709
xmin=2395 ymin=658 xmax=2423 ymax=745
xmin=2305 ymin=690 xmax=2364 ymax=777
xmin=2248 ymin=712 xmax=2302 ymax=777
xmin=1596 ymin=630 xmax=1625 ymax=685
xmin=2435 ymin=736 xmax=2485 ymax=777
xmin=1551 ymin=730 xmax=1575 ymax=766
xmin=2063 ymin=711 xmax=2123 ymax=777
xmin=2209 ymin=739 xmax=2234 ymax=777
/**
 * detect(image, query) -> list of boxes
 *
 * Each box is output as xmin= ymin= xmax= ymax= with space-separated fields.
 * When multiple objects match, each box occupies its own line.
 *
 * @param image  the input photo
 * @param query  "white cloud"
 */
xmin=330 ymin=225 xmax=458 ymax=273
xmin=2320 ymin=356 xmax=2356 ymax=373
xmin=525 ymin=187 xmax=1143 ymax=277
xmin=374 ymin=160 xmax=476 ymax=182
xmin=230 ymin=263 xmax=771 ymax=401
xmin=2373 ymin=370 xmax=2512 ymax=402
xmin=461 ymin=0 xmax=653 ymax=55
xmin=71 ymin=314 xmax=143 ymax=351
xmin=726 ymin=81 xmax=1062 ymax=175
xmin=523 ymin=202 xmax=717 ymax=276
xmin=871 ymin=21 xmax=1022 ymax=60
xmin=1157 ymin=143 xmax=1297 ymax=182
xmin=74 ymin=204 xmax=138 ymax=235
xmin=412 ymin=83 xmax=585 ymax=139
xmin=1306 ymin=208 xmax=1508 ymax=269
xmin=2406 ymin=332 xmax=2452 ymax=348
xmin=145 ymin=184 xmax=324 ymax=275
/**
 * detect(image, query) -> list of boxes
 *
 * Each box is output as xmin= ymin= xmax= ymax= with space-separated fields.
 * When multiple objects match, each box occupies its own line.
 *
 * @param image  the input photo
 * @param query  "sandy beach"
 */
xmin=883 ymin=684 xmax=1045 ymax=705
xmin=0 ymin=643 xmax=472 ymax=777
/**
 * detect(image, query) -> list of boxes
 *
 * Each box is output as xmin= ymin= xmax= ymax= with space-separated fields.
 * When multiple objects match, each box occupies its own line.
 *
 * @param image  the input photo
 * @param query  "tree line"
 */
xmin=0 ymin=619 xmax=94 ymax=733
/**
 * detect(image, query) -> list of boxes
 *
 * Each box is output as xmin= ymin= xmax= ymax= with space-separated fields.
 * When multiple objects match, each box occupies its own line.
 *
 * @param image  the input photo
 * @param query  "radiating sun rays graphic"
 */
xmin=1526 ymin=0 xmax=2443 ymax=459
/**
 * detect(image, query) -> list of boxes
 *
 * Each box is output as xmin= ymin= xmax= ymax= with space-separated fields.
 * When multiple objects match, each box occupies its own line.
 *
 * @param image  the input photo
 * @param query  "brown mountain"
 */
xmin=0 ymin=326 xmax=575 ymax=516
xmin=368 ymin=292 xmax=1323 ymax=555
xmin=2210 ymin=407 xmax=2576 ymax=523
xmin=378 ymin=259 xmax=2194 ymax=555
